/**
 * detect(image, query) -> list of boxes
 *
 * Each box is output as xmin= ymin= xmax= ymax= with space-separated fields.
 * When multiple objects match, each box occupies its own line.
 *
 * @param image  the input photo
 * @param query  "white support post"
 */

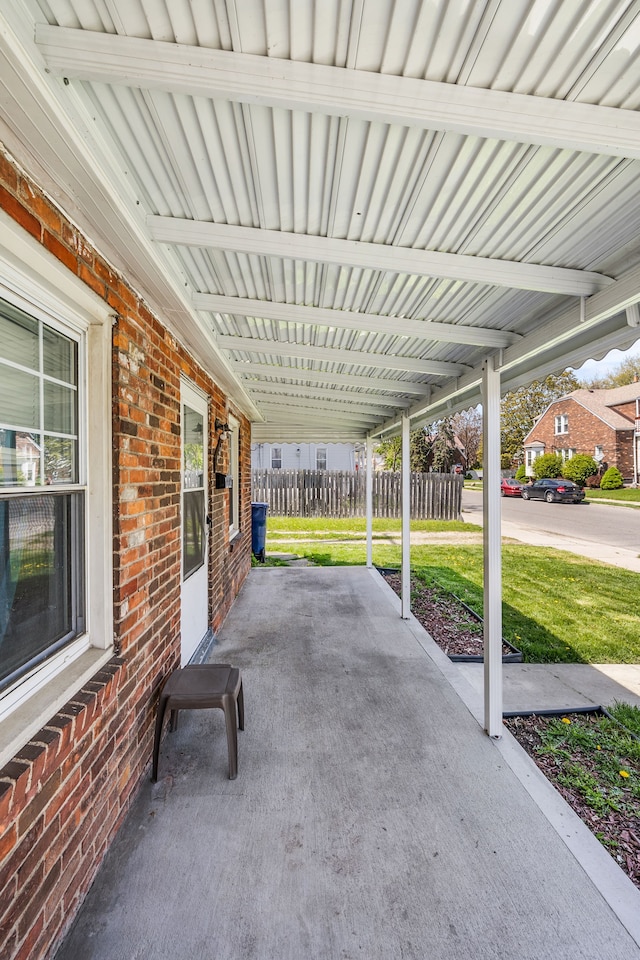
xmin=366 ymin=435 xmax=373 ymax=568
xmin=482 ymin=355 xmax=503 ymax=737
xmin=401 ymin=413 xmax=411 ymax=619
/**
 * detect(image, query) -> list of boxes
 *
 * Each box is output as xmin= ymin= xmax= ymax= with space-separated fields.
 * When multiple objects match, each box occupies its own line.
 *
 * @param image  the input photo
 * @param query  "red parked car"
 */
xmin=500 ymin=477 xmax=523 ymax=497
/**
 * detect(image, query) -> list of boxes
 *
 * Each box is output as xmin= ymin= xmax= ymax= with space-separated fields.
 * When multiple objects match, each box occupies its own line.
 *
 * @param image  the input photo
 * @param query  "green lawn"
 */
xmin=267 ymin=516 xmax=479 ymax=541
xmin=265 ymin=521 xmax=640 ymax=664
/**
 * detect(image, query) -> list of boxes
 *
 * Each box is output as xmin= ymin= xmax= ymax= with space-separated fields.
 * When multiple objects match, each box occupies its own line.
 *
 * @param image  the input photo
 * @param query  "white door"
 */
xmin=181 ymin=381 xmax=209 ymax=664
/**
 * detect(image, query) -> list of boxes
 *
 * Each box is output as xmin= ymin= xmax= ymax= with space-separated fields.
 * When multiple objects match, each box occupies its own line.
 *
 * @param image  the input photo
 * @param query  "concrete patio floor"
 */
xmin=54 ymin=566 xmax=640 ymax=960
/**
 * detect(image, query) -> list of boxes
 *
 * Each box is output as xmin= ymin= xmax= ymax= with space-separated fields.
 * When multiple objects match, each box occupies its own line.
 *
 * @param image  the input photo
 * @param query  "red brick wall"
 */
xmin=0 ymin=149 xmax=252 ymax=960
xmin=525 ymin=398 xmax=634 ymax=478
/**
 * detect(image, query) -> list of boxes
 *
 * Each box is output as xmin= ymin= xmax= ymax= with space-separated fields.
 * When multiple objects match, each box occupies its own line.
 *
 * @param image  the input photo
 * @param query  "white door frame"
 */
xmin=180 ymin=380 xmax=209 ymax=665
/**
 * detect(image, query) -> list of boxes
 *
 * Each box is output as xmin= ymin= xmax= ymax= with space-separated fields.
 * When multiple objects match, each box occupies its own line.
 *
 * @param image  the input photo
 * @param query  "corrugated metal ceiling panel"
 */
xmin=9 ymin=0 xmax=640 ymax=438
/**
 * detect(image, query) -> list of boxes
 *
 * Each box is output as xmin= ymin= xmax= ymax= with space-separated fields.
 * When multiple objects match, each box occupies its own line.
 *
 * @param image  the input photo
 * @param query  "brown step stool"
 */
xmin=152 ymin=664 xmax=244 ymax=781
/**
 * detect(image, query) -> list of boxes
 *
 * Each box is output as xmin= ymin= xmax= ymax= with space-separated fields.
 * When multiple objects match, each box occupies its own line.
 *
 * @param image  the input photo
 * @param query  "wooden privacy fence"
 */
xmin=251 ymin=469 xmax=463 ymax=520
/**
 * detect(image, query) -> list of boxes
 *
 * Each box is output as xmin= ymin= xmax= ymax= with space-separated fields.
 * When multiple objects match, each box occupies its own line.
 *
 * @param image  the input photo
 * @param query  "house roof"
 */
xmin=524 ymin=384 xmax=640 ymax=445
xmin=1 ymin=2 xmax=640 ymax=441
xmin=570 ymin=386 xmax=640 ymax=431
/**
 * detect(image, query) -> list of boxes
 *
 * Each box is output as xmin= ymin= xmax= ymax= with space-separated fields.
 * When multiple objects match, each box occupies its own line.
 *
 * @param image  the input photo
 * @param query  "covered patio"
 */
xmin=54 ymin=566 xmax=640 ymax=960
xmin=1 ymin=4 xmax=640 ymax=958
xmin=2 ymin=0 xmax=639 ymax=742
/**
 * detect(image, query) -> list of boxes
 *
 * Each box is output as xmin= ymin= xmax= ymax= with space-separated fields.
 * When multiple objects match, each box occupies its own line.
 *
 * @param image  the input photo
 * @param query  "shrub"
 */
xmin=561 ymin=454 xmax=598 ymax=487
xmin=600 ymin=466 xmax=624 ymax=490
xmin=515 ymin=464 xmax=527 ymax=482
xmin=585 ymin=474 xmax=601 ymax=488
xmin=533 ymin=453 xmax=563 ymax=479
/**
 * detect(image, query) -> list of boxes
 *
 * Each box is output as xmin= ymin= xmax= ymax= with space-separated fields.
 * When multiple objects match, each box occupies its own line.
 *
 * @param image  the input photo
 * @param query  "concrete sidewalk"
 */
xmin=457 ymin=662 xmax=640 ymax=712
xmin=54 ymin=567 xmax=640 ymax=960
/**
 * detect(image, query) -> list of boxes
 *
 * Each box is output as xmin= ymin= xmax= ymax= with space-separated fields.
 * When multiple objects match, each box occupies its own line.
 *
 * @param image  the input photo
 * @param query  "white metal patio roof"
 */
xmin=1 ymin=0 xmax=639 ymax=441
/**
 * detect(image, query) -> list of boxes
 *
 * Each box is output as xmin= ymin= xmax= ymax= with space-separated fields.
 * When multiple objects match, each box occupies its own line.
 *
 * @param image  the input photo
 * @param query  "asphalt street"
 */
xmin=461 ymin=488 xmax=640 ymax=573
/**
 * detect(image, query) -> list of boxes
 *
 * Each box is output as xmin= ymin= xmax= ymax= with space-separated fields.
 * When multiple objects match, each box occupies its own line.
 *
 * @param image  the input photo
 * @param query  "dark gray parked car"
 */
xmin=521 ymin=478 xmax=585 ymax=503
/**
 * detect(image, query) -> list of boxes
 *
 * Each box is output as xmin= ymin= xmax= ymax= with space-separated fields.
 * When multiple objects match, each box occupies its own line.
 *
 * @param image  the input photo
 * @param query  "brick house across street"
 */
xmin=523 ymin=384 xmax=640 ymax=483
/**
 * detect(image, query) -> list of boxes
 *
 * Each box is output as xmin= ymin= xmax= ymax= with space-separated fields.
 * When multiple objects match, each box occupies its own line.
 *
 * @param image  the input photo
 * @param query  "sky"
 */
xmin=571 ymin=336 xmax=640 ymax=382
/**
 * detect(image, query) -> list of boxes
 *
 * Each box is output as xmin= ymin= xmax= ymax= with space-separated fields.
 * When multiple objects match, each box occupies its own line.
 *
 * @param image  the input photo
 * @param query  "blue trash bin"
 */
xmin=251 ymin=502 xmax=268 ymax=562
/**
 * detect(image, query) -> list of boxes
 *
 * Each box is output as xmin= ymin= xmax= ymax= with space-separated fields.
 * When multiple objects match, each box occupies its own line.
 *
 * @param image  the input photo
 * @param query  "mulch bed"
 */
xmin=504 ymin=713 xmax=640 ymax=890
xmin=381 ymin=570 xmax=514 ymax=658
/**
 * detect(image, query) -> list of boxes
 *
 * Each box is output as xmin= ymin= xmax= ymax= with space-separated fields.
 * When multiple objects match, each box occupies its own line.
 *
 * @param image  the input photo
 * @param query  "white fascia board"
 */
xmin=233 ymin=362 xmax=432 ymax=396
xmin=0 ymin=10 xmax=259 ymax=420
xmin=397 ymin=312 xmax=637 ymax=436
xmin=217 ymin=336 xmax=466 ymax=377
xmin=152 ymin=218 xmax=608 ymax=297
xmin=194 ymin=293 xmax=519 ymax=348
xmin=36 ymin=24 xmax=640 ymax=162
xmin=374 ymin=264 xmax=640 ymax=434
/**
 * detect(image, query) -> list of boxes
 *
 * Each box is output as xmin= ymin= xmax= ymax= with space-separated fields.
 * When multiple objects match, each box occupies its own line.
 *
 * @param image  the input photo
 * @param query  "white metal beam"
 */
xmin=195 ymin=293 xmax=520 ymax=348
xmin=366 ymin=436 xmax=373 ymax=570
xmin=250 ymin=382 xmax=403 ymax=410
xmin=217 ymin=336 xmax=467 ymax=377
xmin=482 ymin=356 xmax=503 ymax=739
xmin=36 ymin=24 xmax=640 ymax=162
xmin=255 ymin=401 xmax=379 ymax=426
xmin=253 ymin=394 xmax=395 ymax=419
xmin=252 ymin=425 xmax=365 ymax=442
xmin=401 ymin=413 xmax=411 ymax=620
xmin=150 ymin=218 xmax=609 ymax=297
xmin=233 ymin=363 xmax=432 ymax=397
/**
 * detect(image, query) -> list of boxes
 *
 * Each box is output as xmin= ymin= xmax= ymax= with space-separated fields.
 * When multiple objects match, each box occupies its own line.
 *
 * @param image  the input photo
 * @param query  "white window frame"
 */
xmin=554 ymin=414 xmax=569 ymax=435
xmin=228 ymin=414 xmax=240 ymax=540
xmin=0 ymin=211 xmax=113 ymax=766
xmin=316 ymin=447 xmax=327 ymax=470
xmin=271 ymin=446 xmax=282 ymax=469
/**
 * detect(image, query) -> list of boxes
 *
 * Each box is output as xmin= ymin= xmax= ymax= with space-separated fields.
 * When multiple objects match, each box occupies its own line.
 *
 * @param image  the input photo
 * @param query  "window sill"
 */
xmin=0 ymin=646 xmax=114 ymax=770
xmin=228 ymin=529 xmax=242 ymax=551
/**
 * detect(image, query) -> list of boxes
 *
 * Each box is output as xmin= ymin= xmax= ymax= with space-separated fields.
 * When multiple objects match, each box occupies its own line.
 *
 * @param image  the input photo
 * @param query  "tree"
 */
xmin=580 ymin=354 xmax=640 ymax=389
xmin=376 ymin=436 xmax=402 ymax=470
xmin=501 ymin=370 xmax=580 ymax=463
xmin=431 ymin=417 xmax=456 ymax=472
xmin=561 ymin=454 xmax=598 ymax=487
xmin=452 ymin=408 xmax=482 ymax=471
xmin=377 ymin=419 xmax=458 ymax=473
xmin=409 ymin=429 xmax=432 ymax=472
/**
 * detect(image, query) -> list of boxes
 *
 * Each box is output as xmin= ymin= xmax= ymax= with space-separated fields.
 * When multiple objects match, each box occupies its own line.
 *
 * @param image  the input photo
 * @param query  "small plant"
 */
xmin=561 ymin=454 xmax=598 ymax=487
xmin=533 ymin=452 xmax=563 ymax=479
xmin=515 ymin=464 xmax=527 ymax=482
xmin=600 ymin=466 xmax=624 ymax=490
xmin=585 ymin=473 xmax=601 ymax=488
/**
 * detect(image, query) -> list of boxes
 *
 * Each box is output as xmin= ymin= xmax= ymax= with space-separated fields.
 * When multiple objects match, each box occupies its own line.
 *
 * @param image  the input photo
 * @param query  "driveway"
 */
xmin=462 ymin=489 xmax=640 ymax=573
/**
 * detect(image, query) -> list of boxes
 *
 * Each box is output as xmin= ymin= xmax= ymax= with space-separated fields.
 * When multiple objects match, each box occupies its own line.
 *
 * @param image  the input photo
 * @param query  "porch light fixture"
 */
xmin=213 ymin=417 xmax=232 ymax=488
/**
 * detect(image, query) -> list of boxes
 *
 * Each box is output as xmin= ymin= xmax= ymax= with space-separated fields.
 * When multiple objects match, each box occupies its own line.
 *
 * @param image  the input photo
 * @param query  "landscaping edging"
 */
xmin=504 ymin=706 xmax=640 ymax=890
xmin=377 ymin=566 xmax=523 ymax=663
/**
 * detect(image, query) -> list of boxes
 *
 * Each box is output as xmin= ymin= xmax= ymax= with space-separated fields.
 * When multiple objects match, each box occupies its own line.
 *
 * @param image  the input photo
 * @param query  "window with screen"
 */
xmin=0 ymin=298 xmax=85 ymax=693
